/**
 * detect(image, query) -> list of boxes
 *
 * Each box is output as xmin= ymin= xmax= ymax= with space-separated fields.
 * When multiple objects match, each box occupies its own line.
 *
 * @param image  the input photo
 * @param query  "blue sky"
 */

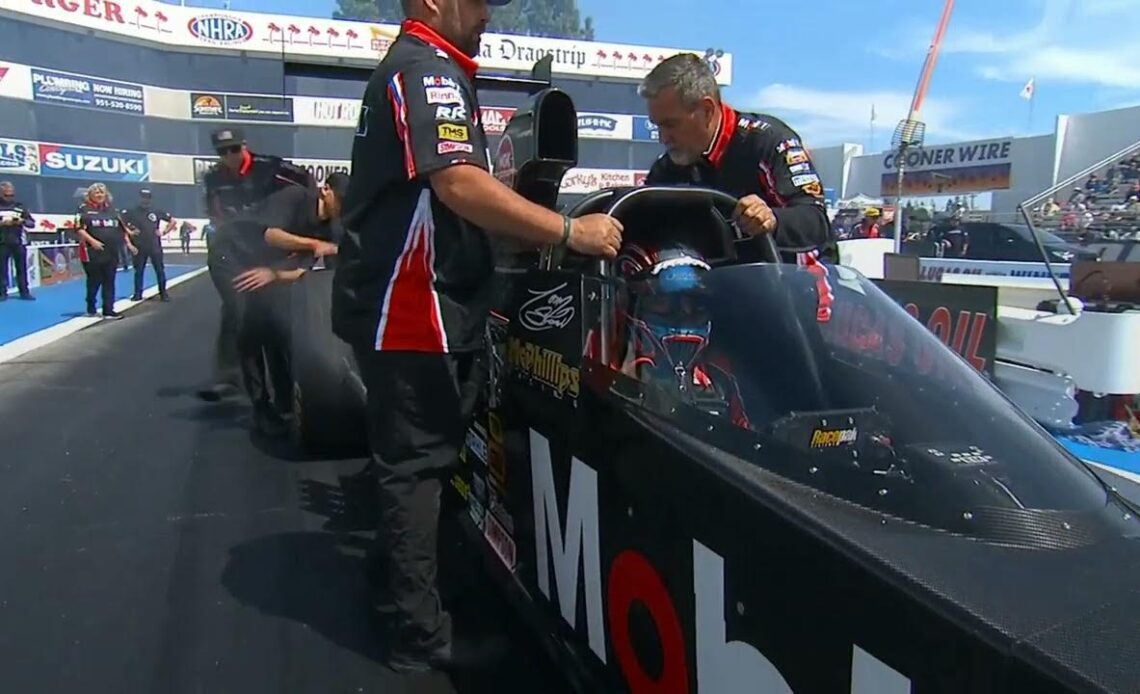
xmin=164 ymin=0 xmax=1140 ymax=152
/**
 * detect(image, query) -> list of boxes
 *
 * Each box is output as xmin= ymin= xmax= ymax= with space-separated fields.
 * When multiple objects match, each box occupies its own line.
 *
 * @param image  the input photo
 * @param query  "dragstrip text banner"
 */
xmin=6 ymin=0 xmax=732 ymax=84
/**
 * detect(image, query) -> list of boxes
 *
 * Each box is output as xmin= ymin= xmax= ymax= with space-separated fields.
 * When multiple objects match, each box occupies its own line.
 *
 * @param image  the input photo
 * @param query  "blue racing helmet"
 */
xmin=618 ymin=243 xmax=713 ymax=374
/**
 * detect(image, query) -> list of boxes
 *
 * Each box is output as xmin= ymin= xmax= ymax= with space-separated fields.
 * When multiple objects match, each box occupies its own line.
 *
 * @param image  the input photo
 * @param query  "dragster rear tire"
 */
xmin=288 ymin=267 xmax=368 ymax=457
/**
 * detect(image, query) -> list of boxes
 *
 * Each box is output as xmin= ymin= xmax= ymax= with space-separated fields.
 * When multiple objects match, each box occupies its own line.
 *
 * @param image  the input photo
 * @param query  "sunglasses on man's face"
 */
xmin=216 ymin=145 xmax=242 ymax=156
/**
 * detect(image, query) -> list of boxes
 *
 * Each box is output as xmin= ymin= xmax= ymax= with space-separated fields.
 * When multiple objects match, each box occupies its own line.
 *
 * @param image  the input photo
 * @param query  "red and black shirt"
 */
xmin=645 ymin=104 xmax=833 ymax=257
xmin=332 ymin=20 xmax=493 ymax=353
xmin=202 ymin=150 xmax=314 ymax=268
xmin=74 ymin=202 xmax=128 ymax=264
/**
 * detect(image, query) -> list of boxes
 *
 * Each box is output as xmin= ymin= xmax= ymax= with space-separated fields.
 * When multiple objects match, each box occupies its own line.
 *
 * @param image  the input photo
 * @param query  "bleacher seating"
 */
xmin=1032 ymin=145 xmax=1140 ymax=241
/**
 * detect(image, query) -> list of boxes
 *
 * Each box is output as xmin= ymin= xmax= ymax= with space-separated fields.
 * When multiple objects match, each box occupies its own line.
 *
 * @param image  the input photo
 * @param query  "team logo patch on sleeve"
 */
xmin=435 ymin=105 xmax=468 ymax=122
xmin=786 ymin=149 xmax=809 ymax=165
xmin=791 ymin=173 xmax=820 ymax=187
xmin=423 ymin=75 xmax=460 ymax=89
xmin=803 ymin=181 xmax=823 ymax=197
xmin=776 ymin=138 xmax=802 ymax=154
xmin=438 ymin=141 xmax=474 ymax=155
xmin=425 ymin=86 xmax=464 ymax=105
xmin=438 ymin=123 xmax=470 ymax=142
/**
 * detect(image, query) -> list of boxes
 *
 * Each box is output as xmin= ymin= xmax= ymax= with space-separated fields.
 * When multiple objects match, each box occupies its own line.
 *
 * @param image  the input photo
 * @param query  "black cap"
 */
xmin=210 ymin=127 xmax=244 ymax=149
xmin=140 ymin=188 xmax=152 ymax=197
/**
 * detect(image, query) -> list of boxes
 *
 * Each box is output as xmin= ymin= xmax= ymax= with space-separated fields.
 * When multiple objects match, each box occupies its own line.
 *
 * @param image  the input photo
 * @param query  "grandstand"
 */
xmin=1029 ymin=146 xmax=1140 ymax=241
xmin=0 ymin=0 xmax=733 ymax=235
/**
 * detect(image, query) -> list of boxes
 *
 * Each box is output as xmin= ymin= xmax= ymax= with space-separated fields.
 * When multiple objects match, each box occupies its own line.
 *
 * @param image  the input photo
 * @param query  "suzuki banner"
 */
xmin=9 ymin=0 xmax=732 ymax=83
xmin=38 ymin=143 xmax=149 ymax=182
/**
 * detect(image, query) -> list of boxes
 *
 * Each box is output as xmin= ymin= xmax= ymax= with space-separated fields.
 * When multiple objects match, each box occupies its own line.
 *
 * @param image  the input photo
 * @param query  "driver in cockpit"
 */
xmin=604 ymin=242 xmax=751 ymax=429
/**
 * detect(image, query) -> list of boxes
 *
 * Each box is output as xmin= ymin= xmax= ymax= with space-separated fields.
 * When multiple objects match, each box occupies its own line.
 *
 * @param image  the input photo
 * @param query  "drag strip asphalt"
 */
xmin=0 ymin=274 xmax=569 ymax=694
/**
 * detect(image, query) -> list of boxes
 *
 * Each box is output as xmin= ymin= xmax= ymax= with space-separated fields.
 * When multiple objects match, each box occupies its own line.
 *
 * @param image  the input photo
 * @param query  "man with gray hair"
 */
xmin=639 ymin=53 xmax=833 ymax=261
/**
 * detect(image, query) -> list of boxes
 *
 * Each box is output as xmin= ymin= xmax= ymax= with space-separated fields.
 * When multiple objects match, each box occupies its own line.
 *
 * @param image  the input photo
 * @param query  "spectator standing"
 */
xmin=0 ymin=180 xmax=35 ymax=301
xmin=121 ymin=189 xmax=176 ymax=302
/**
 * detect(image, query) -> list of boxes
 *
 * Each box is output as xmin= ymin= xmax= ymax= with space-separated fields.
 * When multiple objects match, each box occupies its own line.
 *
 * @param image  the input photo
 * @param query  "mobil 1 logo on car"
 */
xmin=526 ymin=430 xmax=914 ymax=693
xmin=39 ymin=144 xmax=149 ymax=182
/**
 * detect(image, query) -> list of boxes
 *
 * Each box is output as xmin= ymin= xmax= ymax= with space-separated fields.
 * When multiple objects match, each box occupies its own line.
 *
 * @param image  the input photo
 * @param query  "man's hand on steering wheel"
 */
xmin=733 ymin=194 xmax=777 ymax=237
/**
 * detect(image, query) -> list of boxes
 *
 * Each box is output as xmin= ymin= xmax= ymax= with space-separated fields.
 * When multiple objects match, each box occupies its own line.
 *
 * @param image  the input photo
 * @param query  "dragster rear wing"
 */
xmin=474 ymin=55 xmax=553 ymax=96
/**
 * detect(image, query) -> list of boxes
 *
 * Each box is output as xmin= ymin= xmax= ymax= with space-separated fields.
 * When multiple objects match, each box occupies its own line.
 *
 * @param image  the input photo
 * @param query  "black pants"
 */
xmin=0 ymin=242 xmax=29 ymax=296
xmin=132 ymin=243 xmax=167 ymax=297
xmin=352 ymin=347 xmax=485 ymax=654
xmin=180 ymin=236 xmax=190 ymax=253
xmin=84 ymin=260 xmax=117 ymax=314
xmin=238 ymin=284 xmax=293 ymax=415
xmin=206 ymin=243 xmax=242 ymax=388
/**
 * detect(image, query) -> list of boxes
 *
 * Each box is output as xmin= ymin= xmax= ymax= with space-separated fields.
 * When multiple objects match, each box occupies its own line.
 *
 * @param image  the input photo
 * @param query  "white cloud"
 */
xmin=745 ymin=84 xmax=985 ymax=148
xmin=875 ymin=0 xmax=1140 ymax=90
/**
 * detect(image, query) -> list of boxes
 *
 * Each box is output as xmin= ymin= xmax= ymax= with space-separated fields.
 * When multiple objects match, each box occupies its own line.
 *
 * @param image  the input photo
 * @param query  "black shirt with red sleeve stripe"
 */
xmin=332 ymin=20 xmax=494 ymax=353
xmin=645 ymin=103 xmax=833 ymax=257
xmin=202 ymin=149 xmax=315 ymax=271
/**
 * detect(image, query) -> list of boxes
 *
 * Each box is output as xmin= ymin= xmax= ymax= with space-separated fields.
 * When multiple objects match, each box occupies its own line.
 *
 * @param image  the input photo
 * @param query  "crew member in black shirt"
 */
xmin=0 ymin=181 xmax=35 ymax=301
xmin=198 ymin=127 xmax=315 ymax=402
xmin=122 ymin=189 xmax=176 ymax=302
xmin=228 ymin=173 xmax=349 ymax=436
xmin=331 ymin=0 xmax=621 ymax=674
xmin=639 ymin=53 xmax=834 ymax=263
xmin=74 ymin=183 xmax=137 ymax=319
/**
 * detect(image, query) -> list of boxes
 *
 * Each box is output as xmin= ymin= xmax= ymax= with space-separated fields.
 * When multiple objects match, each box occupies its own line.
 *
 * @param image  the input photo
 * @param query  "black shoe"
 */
xmin=196 ymin=383 xmax=240 ymax=402
xmin=17 ymin=293 xmax=34 ymax=301
xmin=160 ymin=294 xmax=171 ymax=302
xmin=130 ymin=294 xmax=143 ymax=301
xmin=103 ymin=312 xmax=124 ymax=320
xmin=385 ymin=633 xmax=513 ymax=674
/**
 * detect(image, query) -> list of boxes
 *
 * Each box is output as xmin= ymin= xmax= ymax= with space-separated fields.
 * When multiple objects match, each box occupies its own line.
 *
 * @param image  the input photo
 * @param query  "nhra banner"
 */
xmin=6 ymin=0 xmax=732 ymax=84
xmin=873 ymin=279 xmax=998 ymax=378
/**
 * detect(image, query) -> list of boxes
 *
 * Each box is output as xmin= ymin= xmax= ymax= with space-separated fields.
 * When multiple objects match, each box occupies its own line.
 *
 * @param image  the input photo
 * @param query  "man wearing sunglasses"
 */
xmin=197 ymin=127 xmax=316 ymax=403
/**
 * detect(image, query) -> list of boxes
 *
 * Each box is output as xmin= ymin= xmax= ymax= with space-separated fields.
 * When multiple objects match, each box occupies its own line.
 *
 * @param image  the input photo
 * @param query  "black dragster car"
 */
xmin=288 ymin=64 xmax=1140 ymax=693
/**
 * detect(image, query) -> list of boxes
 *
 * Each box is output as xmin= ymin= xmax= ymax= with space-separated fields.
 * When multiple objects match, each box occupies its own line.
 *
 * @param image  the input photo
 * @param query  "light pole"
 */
xmin=891 ymin=118 xmax=925 ymax=253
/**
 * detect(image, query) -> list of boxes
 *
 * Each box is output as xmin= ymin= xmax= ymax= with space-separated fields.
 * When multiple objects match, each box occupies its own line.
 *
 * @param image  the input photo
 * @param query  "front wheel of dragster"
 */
xmin=288 ymin=267 xmax=369 ymax=458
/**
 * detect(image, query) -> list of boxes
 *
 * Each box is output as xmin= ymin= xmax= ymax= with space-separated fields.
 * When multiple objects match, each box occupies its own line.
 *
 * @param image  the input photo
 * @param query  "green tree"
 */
xmin=333 ymin=0 xmax=594 ymax=40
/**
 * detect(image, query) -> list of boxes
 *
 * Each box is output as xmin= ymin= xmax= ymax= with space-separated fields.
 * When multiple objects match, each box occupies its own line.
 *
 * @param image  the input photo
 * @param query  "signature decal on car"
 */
xmin=519 ymin=282 xmax=576 ymax=332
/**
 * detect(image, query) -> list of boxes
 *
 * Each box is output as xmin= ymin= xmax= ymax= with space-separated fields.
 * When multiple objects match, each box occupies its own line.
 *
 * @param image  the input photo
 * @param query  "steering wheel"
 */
xmin=595 ymin=186 xmax=781 ymax=277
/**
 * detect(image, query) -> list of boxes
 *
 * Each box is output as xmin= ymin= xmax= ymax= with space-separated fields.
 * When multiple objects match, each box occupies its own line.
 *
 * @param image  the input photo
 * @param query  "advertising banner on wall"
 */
xmin=576 ymin=112 xmax=633 ymax=141
xmin=632 ymin=115 xmax=659 ymax=142
xmin=189 ymin=92 xmax=293 ymax=122
xmin=877 ymin=138 xmax=1014 ymax=196
xmin=560 ymin=168 xmax=648 ymax=194
xmin=287 ymin=158 xmax=351 ymax=183
xmin=30 ymin=67 xmax=144 ymax=114
xmin=38 ymin=143 xmax=150 ymax=182
xmin=5 ymin=0 xmax=732 ymax=83
xmin=0 ymin=62 xmax=32 ymax=100
xmin=0 ymin=139 xmax=41 ymax=175
xmin=292 ymin=96 xmax=362 ymax=128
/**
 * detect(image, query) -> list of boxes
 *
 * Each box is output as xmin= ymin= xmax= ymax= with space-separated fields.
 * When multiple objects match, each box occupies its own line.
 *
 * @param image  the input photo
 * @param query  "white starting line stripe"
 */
xmin=0 ymin=266 xmax=209 ymax=365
